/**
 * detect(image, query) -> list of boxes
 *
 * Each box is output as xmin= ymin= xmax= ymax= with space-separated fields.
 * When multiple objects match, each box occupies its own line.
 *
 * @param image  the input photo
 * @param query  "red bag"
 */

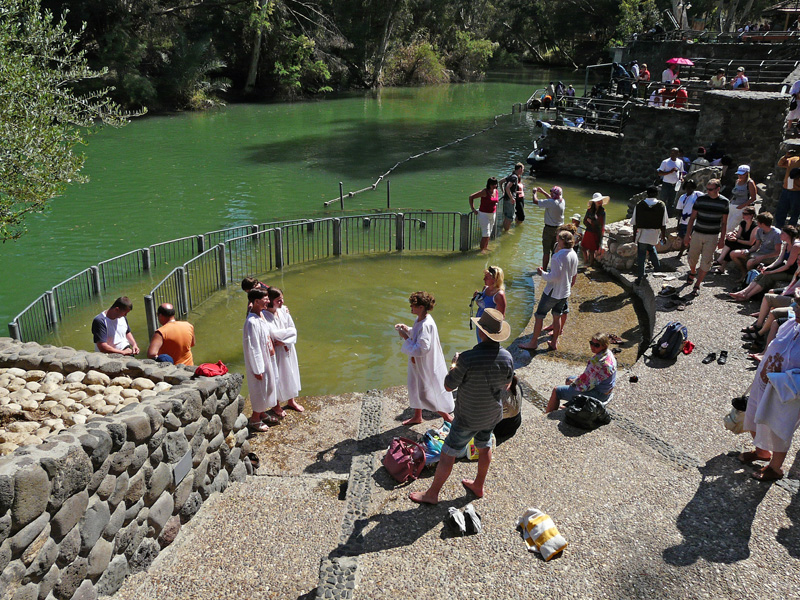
xmin=194 ymin=361 xmax=228 ymax=377
xmin=383 ymin=437 xmax=426 ymax=483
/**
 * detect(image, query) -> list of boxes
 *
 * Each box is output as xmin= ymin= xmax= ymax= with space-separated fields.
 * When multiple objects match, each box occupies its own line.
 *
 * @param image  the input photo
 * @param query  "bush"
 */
xmin=383 ymin=41 xmax=448 ymax=86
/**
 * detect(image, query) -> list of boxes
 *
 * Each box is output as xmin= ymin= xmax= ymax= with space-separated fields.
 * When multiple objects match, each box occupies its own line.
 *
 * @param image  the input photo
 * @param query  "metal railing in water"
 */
xmin=11 ymin=211 xmax=485 ymax=343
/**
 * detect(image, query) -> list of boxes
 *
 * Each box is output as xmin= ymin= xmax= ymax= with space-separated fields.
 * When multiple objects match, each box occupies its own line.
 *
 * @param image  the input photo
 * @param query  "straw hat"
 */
xmin=589 ymin=192 xmax=610 ymax=205
xmin=471 ymin=308 xmax=511 ymax=342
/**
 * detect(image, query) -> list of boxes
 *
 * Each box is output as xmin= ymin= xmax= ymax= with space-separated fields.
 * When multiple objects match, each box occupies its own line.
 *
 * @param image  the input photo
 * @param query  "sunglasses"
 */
xmin=589 ymin=340 xmax=602 ymax=347
xmin=487 ymin=267 xmax=497 ymax=276
xmin=706 ymin=186 xmax=718 ymax=190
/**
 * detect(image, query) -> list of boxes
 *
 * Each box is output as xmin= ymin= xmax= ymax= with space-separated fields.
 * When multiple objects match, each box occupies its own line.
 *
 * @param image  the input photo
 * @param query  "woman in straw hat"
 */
xmin=395 ymin=291 xmax=455 ymax=426
xmin=581 ymin=192 xmax=609 ymax=268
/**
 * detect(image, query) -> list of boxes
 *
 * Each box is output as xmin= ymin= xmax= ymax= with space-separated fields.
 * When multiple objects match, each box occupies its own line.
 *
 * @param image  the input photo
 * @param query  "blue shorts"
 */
xmin=441 ymin=420 xmax=494 ymax=457
xmin=555 ymin=384 xmax=610 ymax=404
xmin=677 ymin=223 xmax=688 ymax=238
xmin=535 ymin=291 xmax=569 ymax=318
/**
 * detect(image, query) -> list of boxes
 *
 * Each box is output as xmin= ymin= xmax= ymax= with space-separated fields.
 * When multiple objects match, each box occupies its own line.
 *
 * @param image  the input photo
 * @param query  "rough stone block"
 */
xmin=86 ymin=538 xmax=113 ymax=578
xmin=77 ymin=431 xmax=112 ymax=469
xmin=146 ymin=427 xmax=167 ymax=454
xmin=86 ymin=461 xmax=110 ymax=497
xmin=147 ymin=491 xmax=173 ymax=535
xmin=103 ymin=502 xmax=126 ymax=541
xmin=162 ymin=432 xmax=189 ymax=464
xmin=96 ymin=475 xmax=116 ymax=501
xmin=0 ymin=513 xmax=10 ymax=545
xmin=0 ymin=474 xmax=13 ymax=514
xmin=68 ymin=579 xmax=96 ymax=600
xmin=144 ymin=463 xmax=171 ymax=505
xmin=36 ymin=563 xmax=60 ymax=600
xmin=178 ymin=492 xmax=202 ymax=522
xmin=164 ymin=413 xmax=181 ymax=431
xmin=128 ymin=538 xmax=159 ymax=574
xmin=176 ymin=392 xmax=202 ymax=425
xmin=56 ymin=526 xmax=80 ymax=567
xmin=10 ymin=513 xmax=49 ymax=555
xmin=230 ymin=461 xmax=247 ymax=484
xmin=122 ymin=524 xmax=147 ymax=562
xmin=225 ymin=447 xmax=241 ymax=470
xmin=122 ymin=414 xmax=151 ymax=444
xmin=109 ymin=472 xmax=129 ymax=508
xmin=107 ymin=443 xmax=135 ymax=475
xmin=220 ymin=400 xmax=239 ymax=432
xmin=142 ymin=405 xmax=165 ymax=433
xmin=123 ymin=471 xmax=144 ymax=506
xmin=79 ymin=498 xmax=110 ymax=553
xmin=94 ymin=554 xmax=129 ymax=597
xmin=11 ymin=466 xmax=50 ymax=530
xmin=201 ymin=394 xmax=218 ymax=419
xmin=0 ymin=539 xmax=12 ymax=573
xmin=53 ymin=556 xmax=87 ymax=600
xmin=193 ymin=456 xmax=209 ymax=490
xmin=51 ymin=491 xmax=88 ymax=540
xmin=157 ymin=515 xmax=181 ymax=549
xmin=207 ymin=432 xmax=224 ymax=454
xmin=10 ymin=582 xmax=37 ymax=600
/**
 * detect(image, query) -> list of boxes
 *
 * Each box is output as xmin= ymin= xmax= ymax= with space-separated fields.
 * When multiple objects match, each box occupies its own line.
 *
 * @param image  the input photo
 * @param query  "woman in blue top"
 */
xmin=473 ymin=266 xmax=506 ymax=341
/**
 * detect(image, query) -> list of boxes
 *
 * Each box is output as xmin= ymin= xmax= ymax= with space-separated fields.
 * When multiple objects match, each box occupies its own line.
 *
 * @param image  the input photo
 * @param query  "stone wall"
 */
xmin=542 ymin=91 xmax=787 ymax=191
xmin=0 ymin=338 xmax=249 ymax=600
xmin=542 ymin=105 xmax=699 ymax=188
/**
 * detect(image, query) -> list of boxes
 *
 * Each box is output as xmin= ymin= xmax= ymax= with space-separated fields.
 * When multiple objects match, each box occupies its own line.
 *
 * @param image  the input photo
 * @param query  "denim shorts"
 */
xmin=502 ymin=198 xmax=515 ymax=220
xmin=441 ymin=420 xmax=494 ymax=457
xmin=555 ymin=384 xmax=610 ymax=404
xmin=535 ymin=291 xmax=569 ymax=318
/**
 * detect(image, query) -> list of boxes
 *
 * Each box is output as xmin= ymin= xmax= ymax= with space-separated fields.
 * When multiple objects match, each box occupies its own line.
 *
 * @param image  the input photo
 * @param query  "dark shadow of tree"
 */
xmin=663 ymin=453 xmax=770 ymax=565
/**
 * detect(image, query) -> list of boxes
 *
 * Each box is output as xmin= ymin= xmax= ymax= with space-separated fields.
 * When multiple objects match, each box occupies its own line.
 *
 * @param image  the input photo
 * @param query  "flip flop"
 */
xmin=247 ymin=421 xmax=270 ymax=433
xmin=607 ymin=334 xmax=623 ymax=344
xmin=261 ymin=413 xmax=280 ymax=425
xmin=717 ymin=351 xmax=728 ymax=365
xmin=738 ymin=451 xmax=768 ymax=464
xmin=702 ymin=352 xmax=717 ymax=364
xmin=752 ymin=466 xmax=783 ymax=481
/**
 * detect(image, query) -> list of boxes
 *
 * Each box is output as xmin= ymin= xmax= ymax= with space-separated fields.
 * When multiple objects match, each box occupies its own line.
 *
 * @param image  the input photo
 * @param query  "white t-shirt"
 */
xmin=676 ymin=191 xmax=700 ymax=225
xmin=662 ymin=68 xmax=676 ymax=83
xmin=659 ymin=158 xmax=684 ymax=184
xmin=92 ymin=311 xmax=130 ymax=351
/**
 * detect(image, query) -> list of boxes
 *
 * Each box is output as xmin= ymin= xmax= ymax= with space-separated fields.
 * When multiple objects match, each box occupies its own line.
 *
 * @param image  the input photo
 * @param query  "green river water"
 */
xmin=0 ymin=69 xmax=636 ymax=396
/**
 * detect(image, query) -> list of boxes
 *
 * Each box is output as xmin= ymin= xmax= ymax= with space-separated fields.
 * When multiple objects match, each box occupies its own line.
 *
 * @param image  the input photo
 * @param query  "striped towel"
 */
xmin=517 ymin=508 xmax=568 ymax=561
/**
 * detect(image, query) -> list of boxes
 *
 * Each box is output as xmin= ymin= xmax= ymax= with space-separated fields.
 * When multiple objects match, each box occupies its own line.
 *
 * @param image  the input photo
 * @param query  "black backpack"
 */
xmin=564 ymin=395 xmax=611 ymax=430
xmin=653 ymin=321 xmax=688 ymax=360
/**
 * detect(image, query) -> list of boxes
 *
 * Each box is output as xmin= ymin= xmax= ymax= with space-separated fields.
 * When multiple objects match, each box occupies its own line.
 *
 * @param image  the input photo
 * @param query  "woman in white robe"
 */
xmin=243 ymin=288 xmax=279 ymax=432
xmin=740 ymin=292 xmax=800 ymax=481
xmin=264 ymin=287 xmax=303 ymax=415
xmin=395 ymin=291 xmax=455 ymax=426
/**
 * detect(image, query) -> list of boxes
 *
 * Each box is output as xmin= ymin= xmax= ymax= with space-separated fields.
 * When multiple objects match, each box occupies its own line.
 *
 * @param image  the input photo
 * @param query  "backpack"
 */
xmin=194 ymin=361 xmax=228 ymax=377
xmin=564 ymin=395 xmax=611 ymax=430
xmin=653 ymin=321 xmax=688 ymax=360
xmin=383 ymin=437 xmax=426 ymax=483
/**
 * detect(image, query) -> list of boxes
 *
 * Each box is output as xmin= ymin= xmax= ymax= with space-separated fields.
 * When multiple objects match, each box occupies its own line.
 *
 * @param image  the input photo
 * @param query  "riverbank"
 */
xmin=109 ymin=246 xmax=800 ymax=599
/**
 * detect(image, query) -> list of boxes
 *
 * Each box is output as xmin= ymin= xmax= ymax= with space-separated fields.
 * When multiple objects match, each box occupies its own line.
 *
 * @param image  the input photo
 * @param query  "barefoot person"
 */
xmin=264 ymin=287 xmax=304 ymax=415
xmin=519 ymin=231 xmax=578 ymax=352
xmin=468 ymin=177 xmax=500 ymax=253
xmin=243 ymin=288 xmax=280 ymax=432
xmin=409 ymin=309 xmax=513 ymax=505
xmin=473 ymin=265 xmax=506 ymax=341
xmin=395 ymin=291 xmax=454 ymax=426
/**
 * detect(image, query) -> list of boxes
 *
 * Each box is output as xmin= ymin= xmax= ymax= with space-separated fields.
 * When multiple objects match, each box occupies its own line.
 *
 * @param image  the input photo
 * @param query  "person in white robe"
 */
xmin=264 ymin=287 xmax=303 ymax=415
xmin=243 ymin=288 xmax=279 ymax=432
xmin=395 ymin=291 xmax=455 ymax=426
xmin=740 ymin=291 xmax=800 ymax=481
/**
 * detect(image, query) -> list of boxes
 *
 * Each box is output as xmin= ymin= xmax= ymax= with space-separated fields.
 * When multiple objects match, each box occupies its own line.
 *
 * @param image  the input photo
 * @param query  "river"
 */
xmin=0 ymin=69 xmax=636 ymax=395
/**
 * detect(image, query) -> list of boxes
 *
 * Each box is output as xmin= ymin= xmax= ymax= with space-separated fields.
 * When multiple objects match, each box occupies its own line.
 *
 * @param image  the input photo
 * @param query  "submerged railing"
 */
xmin=10 ymin=211 xmax=495 ymax=343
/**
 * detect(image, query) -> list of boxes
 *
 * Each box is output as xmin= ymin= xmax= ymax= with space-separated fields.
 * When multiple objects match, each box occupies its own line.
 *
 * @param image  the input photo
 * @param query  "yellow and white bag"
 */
xmin=517 ymin=508 xmax=568 ymax=561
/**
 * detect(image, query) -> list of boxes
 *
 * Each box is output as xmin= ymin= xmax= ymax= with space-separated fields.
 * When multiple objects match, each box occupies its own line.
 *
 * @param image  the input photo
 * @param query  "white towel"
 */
xmin=517 ymin=508 xmax=567 ymax=561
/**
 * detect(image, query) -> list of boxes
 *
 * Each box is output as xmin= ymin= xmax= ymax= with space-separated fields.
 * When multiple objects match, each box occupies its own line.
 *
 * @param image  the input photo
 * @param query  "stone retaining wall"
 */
xmin=0 ymin=338 xmax=249 ymax=600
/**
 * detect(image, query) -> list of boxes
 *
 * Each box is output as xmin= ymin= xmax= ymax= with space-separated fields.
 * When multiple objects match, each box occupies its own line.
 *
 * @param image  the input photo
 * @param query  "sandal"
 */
xmin=247 ymin=452 xmax=261 ymax=469
xmin=742 ymin=332 xmax=762 ymax=341
xmin=752 ymin=466 xmax=783 ymax=481
xmin=686 ymin=273 xmax=696 ymax=284
xmin=717 ymin=350 xmax=728 ymax=365
xmin=248 ymin=421 xmax=270 ymax=433
xmin=689 ymin=286 xmax=700 ymax=297
xmin=741 ymin=324 xmax=759 ymax=333
xmin=261 ymin=413 xmax=280 ymax=425
xmin=738 ymin=451 xmax=768 ymax=464
xmin=608 ymin=334 xmax=623 ymax=344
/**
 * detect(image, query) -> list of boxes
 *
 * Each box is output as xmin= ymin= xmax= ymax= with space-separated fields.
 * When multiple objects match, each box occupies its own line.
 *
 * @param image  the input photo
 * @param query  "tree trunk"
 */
xmin=370 ymin=0 xmax=400 ymax=88
xmin=245 ymin=0 xmax=272 ymax=94
xmin=502 ymin=22 xmax=545 ymax=62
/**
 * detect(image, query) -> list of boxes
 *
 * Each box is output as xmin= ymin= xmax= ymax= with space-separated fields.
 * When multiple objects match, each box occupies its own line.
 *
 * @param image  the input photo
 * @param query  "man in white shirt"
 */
xmin=631 ymin=186 xmax=668 ymax=285
xmin=657 ymin=147 xmax=684 ymax=217
xmin=662 ymin=65 xmax=677 ymax=83
xmin=519 ymin=231 xmax=578 ymax=352
xmin=91 ymin=296 xmax=139 ymax=355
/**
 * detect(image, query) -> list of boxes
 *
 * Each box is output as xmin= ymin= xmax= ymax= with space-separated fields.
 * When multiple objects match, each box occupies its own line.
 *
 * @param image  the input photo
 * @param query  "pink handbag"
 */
xmin=383 ymin=437 xmax=426 ymax=483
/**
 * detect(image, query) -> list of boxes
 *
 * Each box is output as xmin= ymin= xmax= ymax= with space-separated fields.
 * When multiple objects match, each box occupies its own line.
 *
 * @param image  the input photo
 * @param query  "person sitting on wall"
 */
xmin=147 ymin=303 xmax=195 ymax=365
xmin=92 ymin=296 xmax=139 ymax=356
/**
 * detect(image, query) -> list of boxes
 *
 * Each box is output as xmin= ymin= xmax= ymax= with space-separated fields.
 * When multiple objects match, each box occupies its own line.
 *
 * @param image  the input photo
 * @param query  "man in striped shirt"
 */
xmin=410 ymin=308 xmax=514 ymax=505
xmin=684 ymin=178 xmax=730 ymax=295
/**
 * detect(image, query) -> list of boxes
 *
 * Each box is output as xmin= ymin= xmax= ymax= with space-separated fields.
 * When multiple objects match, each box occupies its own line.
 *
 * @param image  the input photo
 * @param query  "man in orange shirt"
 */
xmin=776 ymin=149 xmax=800 ymax=227
xmin=147 ymin=303 xmax=196 ymax=365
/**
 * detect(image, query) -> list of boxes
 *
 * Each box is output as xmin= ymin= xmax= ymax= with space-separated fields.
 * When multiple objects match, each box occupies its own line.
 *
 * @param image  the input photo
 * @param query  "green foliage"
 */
xmin=383 ymin=41 xmax=448 ymax=85
xmin=0 ymin=0 xmax=134 ymax=241
xmin=273 ymin=31 xmax=332 ymax=98
xmin=618 ymin=0 xmax=660 ymax=39
xmin=445 ymin=31 xmax=497 ymax=81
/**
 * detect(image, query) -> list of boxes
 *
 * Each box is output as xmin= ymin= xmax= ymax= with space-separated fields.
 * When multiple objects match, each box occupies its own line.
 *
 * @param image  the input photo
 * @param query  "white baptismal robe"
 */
xmin=401 ymin=315 xmax=455 ymax=414
xmin=745 ymin=319 xmax=800 ymax=452
xmin=264 ymin=306 xmax=301 ymax=401
xmin=243 ymin=312 xmax=278 ymax=412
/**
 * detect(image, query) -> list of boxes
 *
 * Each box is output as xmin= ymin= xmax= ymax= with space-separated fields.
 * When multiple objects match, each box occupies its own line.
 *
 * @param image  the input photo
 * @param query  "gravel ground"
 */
xmin=107 ymin=249 xmax=800 ymax=600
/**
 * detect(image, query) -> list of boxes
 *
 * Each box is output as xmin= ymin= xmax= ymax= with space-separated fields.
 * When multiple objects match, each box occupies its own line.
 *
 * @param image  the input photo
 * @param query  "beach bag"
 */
xmin=517 ymin=508 xmax=568 ymax=561
xmin=564 ymin=395 xmax=611 ymax=430
xmin=502 ymin=375 xmax=523 ymax=419
xmin=723 ymin=408 xmax=745 ymax=434
xmin=383 ymin=437 xmax=426 ymax=483
xmin=422 ymin=422 xmax=450 ymax=464
xmin=653 ymin=321 xmax=688 ymax=360
xmin=194 ymin=361 xmax=228 ymax=377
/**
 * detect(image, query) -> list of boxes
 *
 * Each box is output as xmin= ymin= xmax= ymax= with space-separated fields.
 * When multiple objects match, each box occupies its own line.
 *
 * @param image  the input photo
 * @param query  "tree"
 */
xmin=0 ymin=0 xmax=135 ymax=241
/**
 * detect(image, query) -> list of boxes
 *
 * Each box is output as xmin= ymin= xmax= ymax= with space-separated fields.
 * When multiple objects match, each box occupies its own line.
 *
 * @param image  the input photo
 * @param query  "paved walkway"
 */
xmin=108 ymin=258 xmax=800 ymax=600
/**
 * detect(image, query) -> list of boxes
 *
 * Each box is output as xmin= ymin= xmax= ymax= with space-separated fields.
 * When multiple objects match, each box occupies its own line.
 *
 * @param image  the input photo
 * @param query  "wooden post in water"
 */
xmin=274 ymin=228 xmax=284 ymax=269
xmin=141 ymin=248 xmax=151 ymax=272
xmin=339 ymin=182 xmax=344 ymax=210
xmin=395 ymin=213 xmax=404 ymax=251
xmin=90 ymin=266 xmax=100 ymax=294
xmin=7 ymin=321 xmax=20 ymax=341
xmin=216 ymin=243 xmax=228 ymax=288
xmin=177 ymin=267 xmax=189 ymax=317
xmin=197 ymin=235 xmax=205 ymax=254
xmin=459 ymin=213 xmax=472 ymax=252
xmin=333 ymin=218 xmax=342 ymax=256
xmin=387 ymin=180 xmax=391 ymax=209
xmin=144 ymin=294 xmax=157 ymax=340
xmin=45 ymin=291 xmax=57 ymax=325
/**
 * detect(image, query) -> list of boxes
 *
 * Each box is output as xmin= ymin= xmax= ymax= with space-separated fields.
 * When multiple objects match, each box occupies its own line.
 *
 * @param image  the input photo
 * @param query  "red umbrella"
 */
xmin=666 ymin=57 xmax=694 ymax=66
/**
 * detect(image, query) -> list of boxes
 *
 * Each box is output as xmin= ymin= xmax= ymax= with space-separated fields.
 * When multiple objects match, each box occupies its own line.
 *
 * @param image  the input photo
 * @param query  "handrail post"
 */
xmin=250 ymin=225 xmax=258 ymax=236
xmin=8 ymin=321 xmax=20 ymax=341
xmin=274 ymin=228 xmax=284 ymax=269
xmin=395 ymin=213 xmax=405 ymax=251
xmin=339 ymin=182 xmax=344 ymax=210
xmin=387 ymin=180 xmax=391 ymax=209
xmin=459 ymin=213 xmax=471 ymax=252
xmin=197 ymin=235 xmax=205 ymax=254
xmin=333 ymin=218 xmax=342 ymax=256
xmin=45 ymin=290 xmax=57 ymax=325
xmin=177 ymin=266 xmax=189 ymax=316
xmin=90 ymin=266 xmax=100 ymax=294
xmin=217 ymin=243 xmax=228 ymax=287
xmin=144 ymin=294 xmax=157 ymax=341
xmin=142 ymin=248 xmax=151 ymax=272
